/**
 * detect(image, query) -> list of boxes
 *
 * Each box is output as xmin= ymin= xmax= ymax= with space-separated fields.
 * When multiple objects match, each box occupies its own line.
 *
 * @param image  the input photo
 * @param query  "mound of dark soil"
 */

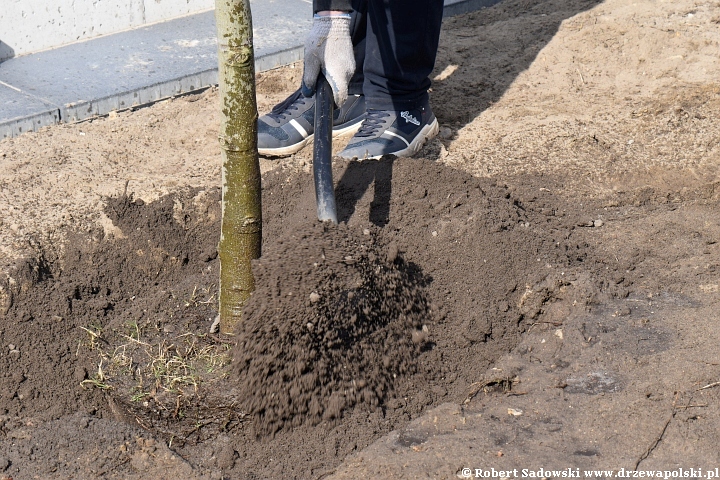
xmin=0 ymin=158 xmax=613 ymax=479
xmin=231 ymin=222 xmax=432 ymax=434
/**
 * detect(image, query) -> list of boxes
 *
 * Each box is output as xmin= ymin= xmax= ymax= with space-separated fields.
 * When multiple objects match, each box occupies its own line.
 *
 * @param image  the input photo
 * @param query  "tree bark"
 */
xmin=215 ymin=0 xmax=262 ymax=334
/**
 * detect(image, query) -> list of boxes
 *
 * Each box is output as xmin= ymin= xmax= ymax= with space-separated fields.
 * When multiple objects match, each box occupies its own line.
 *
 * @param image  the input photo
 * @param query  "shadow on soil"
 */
xmin=432 ymin=0 xmax=604 ymax=129
xmin=336 ymin=157 xmax=395 ymax=227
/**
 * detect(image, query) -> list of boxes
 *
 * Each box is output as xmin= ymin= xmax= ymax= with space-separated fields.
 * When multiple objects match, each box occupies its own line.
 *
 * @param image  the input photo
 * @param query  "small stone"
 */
xmin=439 ymin=126 xmax=453 ymax=139
xmin=215 ymin=443 xmax=237 ymax=470
xmin=431 ymin=231 xmax=438 ymax=237
xmin=386 ymin=242 xmax=399 ymax=263
xmin=309 ymin=292 xmax=320 ymax=303
xmin=163 ymin=324 xmax=176 ymax=333
xmin=554 ymin=329 xmax=564 ymax=340
xmin=209 ymin=315 xmax=220 ymax=334
xmin=593 ymin=219 xmax=604 ymax=227
xmin=74 ymin=366 xmax=88 ymax=382
xmin=613 ymin=306 xmax=631 ymax=317
xmin=411 ymin=329 xmax=427 ymax=344
xmin=507 ymin=408 xmax=523 ymax=416
xmin=363 ymin=229 xmax=370 ymax=235
xmin=431 ymin=385 xmax=447 ymax=397
xmin=306 ymin=322 xmax=314 ymax=331
xmin=7 ymin=344 xmax=14 ymax=351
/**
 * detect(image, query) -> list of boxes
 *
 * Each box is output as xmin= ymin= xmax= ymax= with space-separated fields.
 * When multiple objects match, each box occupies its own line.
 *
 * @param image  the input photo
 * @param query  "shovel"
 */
xmin=312 ymin=73 xmax=338 ymax=224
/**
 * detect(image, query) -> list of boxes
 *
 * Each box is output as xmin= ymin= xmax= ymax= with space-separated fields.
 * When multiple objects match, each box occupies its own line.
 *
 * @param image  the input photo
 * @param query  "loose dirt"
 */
xmin=1 ymin=0 xmax=719 ymax=478
xmin=231 ymin=222 xmax=433 ymax=435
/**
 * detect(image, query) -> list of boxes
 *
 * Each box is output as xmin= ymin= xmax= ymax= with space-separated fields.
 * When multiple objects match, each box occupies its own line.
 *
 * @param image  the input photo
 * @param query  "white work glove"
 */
xmin=301 ymin=14 xmax=355 ymax=107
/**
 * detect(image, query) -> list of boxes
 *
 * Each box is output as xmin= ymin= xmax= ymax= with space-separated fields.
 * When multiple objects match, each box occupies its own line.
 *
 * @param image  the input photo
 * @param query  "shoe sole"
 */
xmin=340 ymin=117 xmax=440 ymax=161
xmin=258 ymin=119 xmax=364 ymax=158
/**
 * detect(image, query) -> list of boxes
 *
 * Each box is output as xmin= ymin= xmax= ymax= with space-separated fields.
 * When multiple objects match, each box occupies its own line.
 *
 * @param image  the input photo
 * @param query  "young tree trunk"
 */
xmin=215 ymin=0 xmax=262 ymax=334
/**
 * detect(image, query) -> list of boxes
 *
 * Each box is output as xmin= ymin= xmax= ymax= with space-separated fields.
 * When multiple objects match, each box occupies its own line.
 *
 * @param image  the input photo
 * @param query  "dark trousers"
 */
xmin=347 ymin=0 xmax=445 ymax=111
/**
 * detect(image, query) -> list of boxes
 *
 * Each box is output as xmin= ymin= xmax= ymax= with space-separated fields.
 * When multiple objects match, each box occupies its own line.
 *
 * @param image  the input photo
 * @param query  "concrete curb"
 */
xmin=0 ymin=83 xmax=60 ymax=137
xmin=1 ymin=0 xmax=501 ymax=139
xmin=62 ymin=69 xmax=221 ymax=123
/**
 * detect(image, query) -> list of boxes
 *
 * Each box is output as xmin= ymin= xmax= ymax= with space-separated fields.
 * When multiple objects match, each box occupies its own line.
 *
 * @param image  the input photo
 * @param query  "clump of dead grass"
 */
xmin=77 ymin=317 xmax=244 ymax=445
xmin=78 ymin=318 xmax=232 ymax=403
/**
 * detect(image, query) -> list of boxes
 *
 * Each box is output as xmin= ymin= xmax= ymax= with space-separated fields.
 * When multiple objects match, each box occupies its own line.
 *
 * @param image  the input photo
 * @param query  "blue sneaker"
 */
xmin=257 ymin=90 xmax=366 ymax=157
xmin=338 ymin=98 xmax=439 ymax=160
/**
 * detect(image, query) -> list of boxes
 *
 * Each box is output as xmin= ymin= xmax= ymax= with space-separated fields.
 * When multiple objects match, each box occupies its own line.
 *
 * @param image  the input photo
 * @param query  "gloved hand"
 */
xmin=301 ymin=14 xmax=355 ymax=107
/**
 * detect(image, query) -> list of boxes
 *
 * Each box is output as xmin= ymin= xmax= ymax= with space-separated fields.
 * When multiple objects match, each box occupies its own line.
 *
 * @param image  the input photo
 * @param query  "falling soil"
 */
xmin=231 ymin=222 xmax=433 ymax=435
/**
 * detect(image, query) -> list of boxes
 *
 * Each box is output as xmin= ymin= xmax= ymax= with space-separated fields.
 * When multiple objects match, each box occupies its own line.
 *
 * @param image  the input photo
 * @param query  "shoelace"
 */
xmin=267 ymin=90 xmax=309 ymax=121
xmin=355 ymin=110 xmax=391 ymax=137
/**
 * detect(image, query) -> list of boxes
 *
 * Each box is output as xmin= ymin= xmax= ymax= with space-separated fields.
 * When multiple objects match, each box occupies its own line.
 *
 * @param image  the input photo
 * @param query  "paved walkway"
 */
xmin=0 ymin=0 xmax=499 ymax=139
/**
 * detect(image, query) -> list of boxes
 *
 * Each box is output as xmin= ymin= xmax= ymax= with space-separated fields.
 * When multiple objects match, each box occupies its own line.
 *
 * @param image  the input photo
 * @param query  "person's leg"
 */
xmin=362 ymin=0 xmax=444 ymax=110
xmin=347 ymin=0 xmax=367 ymax=96
xmin=257 ymin=4 xmax=368 ymax=157
xmin=338 ymin=0 xmax=444 ymax=160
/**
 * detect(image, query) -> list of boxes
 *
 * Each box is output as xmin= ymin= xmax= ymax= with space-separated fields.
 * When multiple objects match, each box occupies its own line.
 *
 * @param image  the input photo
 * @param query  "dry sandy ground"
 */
xmin=1 ymin=0 xmax=720 ymax=478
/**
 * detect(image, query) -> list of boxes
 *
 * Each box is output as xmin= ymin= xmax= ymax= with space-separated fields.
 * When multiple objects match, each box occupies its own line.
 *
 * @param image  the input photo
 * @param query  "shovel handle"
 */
xmin=313 ymin=74 xmax=338 ymax=224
